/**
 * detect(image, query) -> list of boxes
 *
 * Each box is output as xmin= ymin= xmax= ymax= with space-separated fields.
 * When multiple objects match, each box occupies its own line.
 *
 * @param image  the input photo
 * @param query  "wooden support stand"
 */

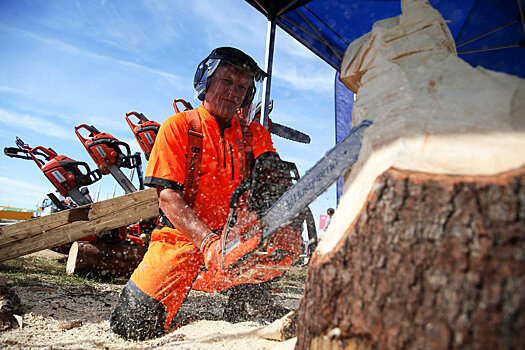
xmin=66 ymin=241 xmax=147 ymax=278
xmin=0 ymin=188 xmax=158 ymax=262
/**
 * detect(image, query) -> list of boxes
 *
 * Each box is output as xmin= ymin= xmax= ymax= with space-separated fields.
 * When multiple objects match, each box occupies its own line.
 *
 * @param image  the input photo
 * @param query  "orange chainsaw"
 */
xmin=5 ymin=137 xmax=101 ymax=207
xmin=193 ymin=120 xmax=372 ymax=291
xmin=125 ymin=112 xmax=160 ymax=161
xmin=75 ymin=124 xmax=143 ymax=194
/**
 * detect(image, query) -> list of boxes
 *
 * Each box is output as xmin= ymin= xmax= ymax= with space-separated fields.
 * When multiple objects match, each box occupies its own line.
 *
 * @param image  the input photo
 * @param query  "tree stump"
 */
xmin=66 ymin=241 xmax=147 ymax=278
xmin=296 ymin=167 xmax=525 ymax=349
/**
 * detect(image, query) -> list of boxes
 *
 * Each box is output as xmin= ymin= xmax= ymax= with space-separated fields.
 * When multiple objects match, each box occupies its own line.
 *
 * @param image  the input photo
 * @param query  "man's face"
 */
xmin=204 ymin=64 xmax=251 ymax=124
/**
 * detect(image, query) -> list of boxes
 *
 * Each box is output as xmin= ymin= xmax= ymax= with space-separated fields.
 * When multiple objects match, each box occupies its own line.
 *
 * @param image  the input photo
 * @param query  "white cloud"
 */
xmin=0 ymin=85 xmax=27 ymax=95
xmin=0 ymin=176 xmax=51 ymax=209
xmin=273 ymin=63 xmax=333 ymax=91
xmin=0 ymin=23 xmax=184 ymax=87
xmin=0 ymin=108 xmax=74 ymax=140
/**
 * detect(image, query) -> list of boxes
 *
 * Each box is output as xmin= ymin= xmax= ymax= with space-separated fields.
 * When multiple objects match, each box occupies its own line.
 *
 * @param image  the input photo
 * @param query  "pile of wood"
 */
xmin=296 ymin=0 xmax=525 ymax=348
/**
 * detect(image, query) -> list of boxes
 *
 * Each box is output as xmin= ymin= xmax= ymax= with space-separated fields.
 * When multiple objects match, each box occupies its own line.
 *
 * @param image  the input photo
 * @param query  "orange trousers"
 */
xmin=117 ymin=224 xmax=301 ymax=335
xmin=129 ymin=228 xmax=204 ymax=331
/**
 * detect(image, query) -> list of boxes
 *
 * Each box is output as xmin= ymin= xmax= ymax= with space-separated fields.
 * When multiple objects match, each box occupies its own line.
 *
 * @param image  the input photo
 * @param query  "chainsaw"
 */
xmin=4 ymin=137 xmax=101 ymax=207
xmin=75 ymin=124 xmax=143 ymax=194
xmin=125 ymin=112 xmax=160 ymax=161
xmin=3 ymin=137 xmax=125 ymax=253
xmin=219 ymin=120 xmax=372 ymax=276
xmin=173 ymin=98 xmax=193 ymax=113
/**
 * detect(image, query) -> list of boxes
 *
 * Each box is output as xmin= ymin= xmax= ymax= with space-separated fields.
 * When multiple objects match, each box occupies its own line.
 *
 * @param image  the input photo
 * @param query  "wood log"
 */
xmin=297 ymin=0 xmax=525 ymax=348
xmin=0 ymin=188 xmax=158 ymax=262
xmin=257 ymin=310 xmax=297 ymax=342
xmin=297 ymin=168 xmax=525 ymax=349
xmin=66 ymin=241 xmax=147 ymax=277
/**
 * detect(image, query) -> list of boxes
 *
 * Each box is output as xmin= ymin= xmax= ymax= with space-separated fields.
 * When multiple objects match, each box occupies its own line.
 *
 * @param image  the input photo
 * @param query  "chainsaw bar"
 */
xmin=261 ymin=120 xmax=372 ymax=240
xmin=68 ymin=187 xmax=92 ymax=206
xmin=108 ymin=164 xmax=137 ymax=194
xmin=270 ymin=122 xmax=311 ymax=144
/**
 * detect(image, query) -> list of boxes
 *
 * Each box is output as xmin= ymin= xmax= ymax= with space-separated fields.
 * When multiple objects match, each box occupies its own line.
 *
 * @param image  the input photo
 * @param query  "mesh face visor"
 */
xmin=194 ymin=47 xmax=266 ymax=105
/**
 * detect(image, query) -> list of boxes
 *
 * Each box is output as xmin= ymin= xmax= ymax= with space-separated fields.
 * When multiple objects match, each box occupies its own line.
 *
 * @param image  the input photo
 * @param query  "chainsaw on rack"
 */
xmin=3 ymin=137 xmax=142 ymax=251
xmin=125 ymin=111 xmax=160 ymax=161
xmin=4 ymin=137 xmax=101 ymax=207
xmin=75 ymin=124 xmax=143 ymax=194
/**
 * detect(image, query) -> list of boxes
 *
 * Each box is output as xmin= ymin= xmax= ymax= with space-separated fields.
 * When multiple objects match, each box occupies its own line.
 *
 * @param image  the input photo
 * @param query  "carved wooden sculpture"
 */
xmin=296 ymin=0 xmax=525 ymax=348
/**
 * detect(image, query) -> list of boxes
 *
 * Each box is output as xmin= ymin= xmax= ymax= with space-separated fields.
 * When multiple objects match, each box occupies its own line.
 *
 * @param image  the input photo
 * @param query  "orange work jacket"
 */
xmin=144 ymin=103 xmax=276 ymax=231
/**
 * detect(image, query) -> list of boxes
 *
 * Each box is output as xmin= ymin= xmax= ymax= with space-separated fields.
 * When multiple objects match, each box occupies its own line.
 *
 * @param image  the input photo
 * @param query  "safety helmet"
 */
xmin=193 ymin=47 xmax=266 ymax=108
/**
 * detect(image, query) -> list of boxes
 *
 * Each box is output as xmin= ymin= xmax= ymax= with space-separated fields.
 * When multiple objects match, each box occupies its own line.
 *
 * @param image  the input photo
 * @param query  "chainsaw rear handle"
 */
xmin=173 ymin=99 xmax=193 ymax=113
xmin=125 ymin=111 xmax=150 ymax=131
xmin=58 ymin=160 xmax=103 ymax=186
xmin=74 ymin=124 xmax=101 ymax=144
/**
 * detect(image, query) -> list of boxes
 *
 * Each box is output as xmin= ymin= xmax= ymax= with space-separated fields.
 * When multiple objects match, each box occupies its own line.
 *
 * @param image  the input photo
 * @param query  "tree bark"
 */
xmin=296 ymin=167 xmax=525 ymax=349
xmin=66 ymin=241 xmax=147 ymax=278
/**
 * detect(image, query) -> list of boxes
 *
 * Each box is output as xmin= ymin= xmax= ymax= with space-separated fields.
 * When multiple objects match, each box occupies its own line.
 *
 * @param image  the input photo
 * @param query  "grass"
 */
xmin=0 ymin=255 xmax=126 ymax=289
xmin=271 ymin=265 xmax=307 ymax=289
xmin=0 ymin=253 xmax=307 ymax=292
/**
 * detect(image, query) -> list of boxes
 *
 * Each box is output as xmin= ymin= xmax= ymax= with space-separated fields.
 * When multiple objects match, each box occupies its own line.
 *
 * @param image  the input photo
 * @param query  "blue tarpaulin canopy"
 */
xmin=245 ymin=0 xmax=524 ymax=202
xmin=247 ymin=0 xmax=525 ymax=77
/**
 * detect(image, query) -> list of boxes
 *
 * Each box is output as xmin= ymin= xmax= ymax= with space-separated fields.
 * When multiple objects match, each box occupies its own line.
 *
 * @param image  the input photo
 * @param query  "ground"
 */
xmin=0 ymin=250 xmax=304 ymax=349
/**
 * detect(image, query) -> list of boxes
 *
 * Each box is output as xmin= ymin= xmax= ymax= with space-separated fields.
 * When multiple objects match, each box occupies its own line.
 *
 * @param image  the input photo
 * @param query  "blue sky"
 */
xmin=0 ymin=0 xmax=337 ymax=230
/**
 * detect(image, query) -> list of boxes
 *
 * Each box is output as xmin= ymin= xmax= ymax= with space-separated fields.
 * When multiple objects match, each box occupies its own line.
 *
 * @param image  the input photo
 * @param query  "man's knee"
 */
xmin=110 ymin=280 xmax=167 ymax=340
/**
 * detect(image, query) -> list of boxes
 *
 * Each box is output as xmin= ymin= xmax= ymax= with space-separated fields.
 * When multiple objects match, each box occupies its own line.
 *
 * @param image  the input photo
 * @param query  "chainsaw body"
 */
xmin=40 ymin=155 xmax=102 ymax=197
xmin=192 ymin=157 xmax=304 ymax=292
xmin=125 ymin=112 xmax=160 ymax=160
xmin=75 ymin=124 xmax=142 ymax=193
xmin=75 ymin=124 xmax=131 ymax=174
xmin=5 ymin=138 xmax=101 ymax=200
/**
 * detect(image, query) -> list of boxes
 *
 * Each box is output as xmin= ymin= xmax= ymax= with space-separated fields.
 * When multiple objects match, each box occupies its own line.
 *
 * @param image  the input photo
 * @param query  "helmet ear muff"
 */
xmin=194 ymin=59 xmax=208 ymax=101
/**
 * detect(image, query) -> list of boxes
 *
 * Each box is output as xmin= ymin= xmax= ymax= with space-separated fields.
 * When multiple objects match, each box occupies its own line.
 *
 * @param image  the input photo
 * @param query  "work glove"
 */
xmin=200 ymin=232 xmax=221 ymax=274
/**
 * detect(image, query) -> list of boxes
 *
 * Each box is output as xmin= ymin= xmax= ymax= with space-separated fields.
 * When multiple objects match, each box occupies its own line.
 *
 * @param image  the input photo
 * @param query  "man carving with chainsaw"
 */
xmin=110 ymin=47 xmax=303 ymax=340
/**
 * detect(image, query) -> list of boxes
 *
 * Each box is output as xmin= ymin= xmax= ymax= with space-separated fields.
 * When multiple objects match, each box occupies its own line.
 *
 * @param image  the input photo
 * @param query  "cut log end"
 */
xmin=66 ymin=241 xmax=147 ymax=278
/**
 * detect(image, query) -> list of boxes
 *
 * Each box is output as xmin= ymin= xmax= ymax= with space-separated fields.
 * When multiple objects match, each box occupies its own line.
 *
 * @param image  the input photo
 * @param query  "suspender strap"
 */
xmin=238 ymin=117 xmax=253 ymax=178
xmin=183 ymin=110 xmax=203 ymax=207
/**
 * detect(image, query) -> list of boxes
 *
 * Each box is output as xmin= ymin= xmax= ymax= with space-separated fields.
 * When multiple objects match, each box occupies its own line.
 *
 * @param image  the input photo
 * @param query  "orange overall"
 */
xmin=110 ymin=104 xmax=278 ymax=338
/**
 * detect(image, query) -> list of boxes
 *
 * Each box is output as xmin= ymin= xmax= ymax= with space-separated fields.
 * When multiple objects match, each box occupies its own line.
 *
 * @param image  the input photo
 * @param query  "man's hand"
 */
xmin=200 ymin=232 xmax=221 ymax=273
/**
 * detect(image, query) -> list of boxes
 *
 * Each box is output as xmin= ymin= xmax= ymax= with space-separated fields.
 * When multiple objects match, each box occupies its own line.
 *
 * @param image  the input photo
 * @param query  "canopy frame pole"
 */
xmin=261 ymin=18 xmax=276 ymax=129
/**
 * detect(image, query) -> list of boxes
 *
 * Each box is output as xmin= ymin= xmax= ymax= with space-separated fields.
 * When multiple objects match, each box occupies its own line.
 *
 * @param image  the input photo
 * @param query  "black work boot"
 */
xmin=222 ymin=282 xmax=291 ymax=323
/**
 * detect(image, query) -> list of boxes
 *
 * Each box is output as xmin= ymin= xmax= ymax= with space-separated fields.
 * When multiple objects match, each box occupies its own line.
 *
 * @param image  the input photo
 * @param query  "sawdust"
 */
xmin=0 ymin=250 xmax=302 ymax=349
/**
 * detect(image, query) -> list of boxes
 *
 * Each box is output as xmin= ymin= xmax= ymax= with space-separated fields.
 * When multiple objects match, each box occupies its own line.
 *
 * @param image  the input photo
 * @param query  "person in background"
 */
xmin=324 ymin=207 xmax=335 ymax=233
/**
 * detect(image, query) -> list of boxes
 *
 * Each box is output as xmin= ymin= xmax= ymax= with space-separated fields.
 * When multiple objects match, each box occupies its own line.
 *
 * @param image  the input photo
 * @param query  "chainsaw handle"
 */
xmin=31 ymin=145 xmax=58 ymax=161
xmin=125 ymin=111 xmax=149 ymax=128
xmin=173 ymin=99 xmax=193 ymax=113
xmin=58 ymin=160 xmax=102 ymax=186
xmin=229 ymin=179 xmax=251 ymax=211
xmin=75 ymin=124 xmax=101 ymax=144
xmin=4 ymin=147 xmax=32 ymax=160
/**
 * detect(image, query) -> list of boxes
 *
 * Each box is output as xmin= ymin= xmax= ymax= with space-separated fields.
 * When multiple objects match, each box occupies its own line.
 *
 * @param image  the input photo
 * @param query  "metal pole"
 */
xmin=261 ymin=18 xmax=276 ymax=129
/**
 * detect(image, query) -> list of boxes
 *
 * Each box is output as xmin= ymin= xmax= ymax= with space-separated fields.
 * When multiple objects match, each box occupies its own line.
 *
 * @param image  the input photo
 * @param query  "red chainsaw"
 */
xmin=125 ymin=112 xmax=160 ymax=161
xmin=4 ymin=137 xmax=101 ymax=207
xmin=192 ymin=120 xmax=372 ymax=291
xmin=75 ymin=124 xmax=143 ymax=194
